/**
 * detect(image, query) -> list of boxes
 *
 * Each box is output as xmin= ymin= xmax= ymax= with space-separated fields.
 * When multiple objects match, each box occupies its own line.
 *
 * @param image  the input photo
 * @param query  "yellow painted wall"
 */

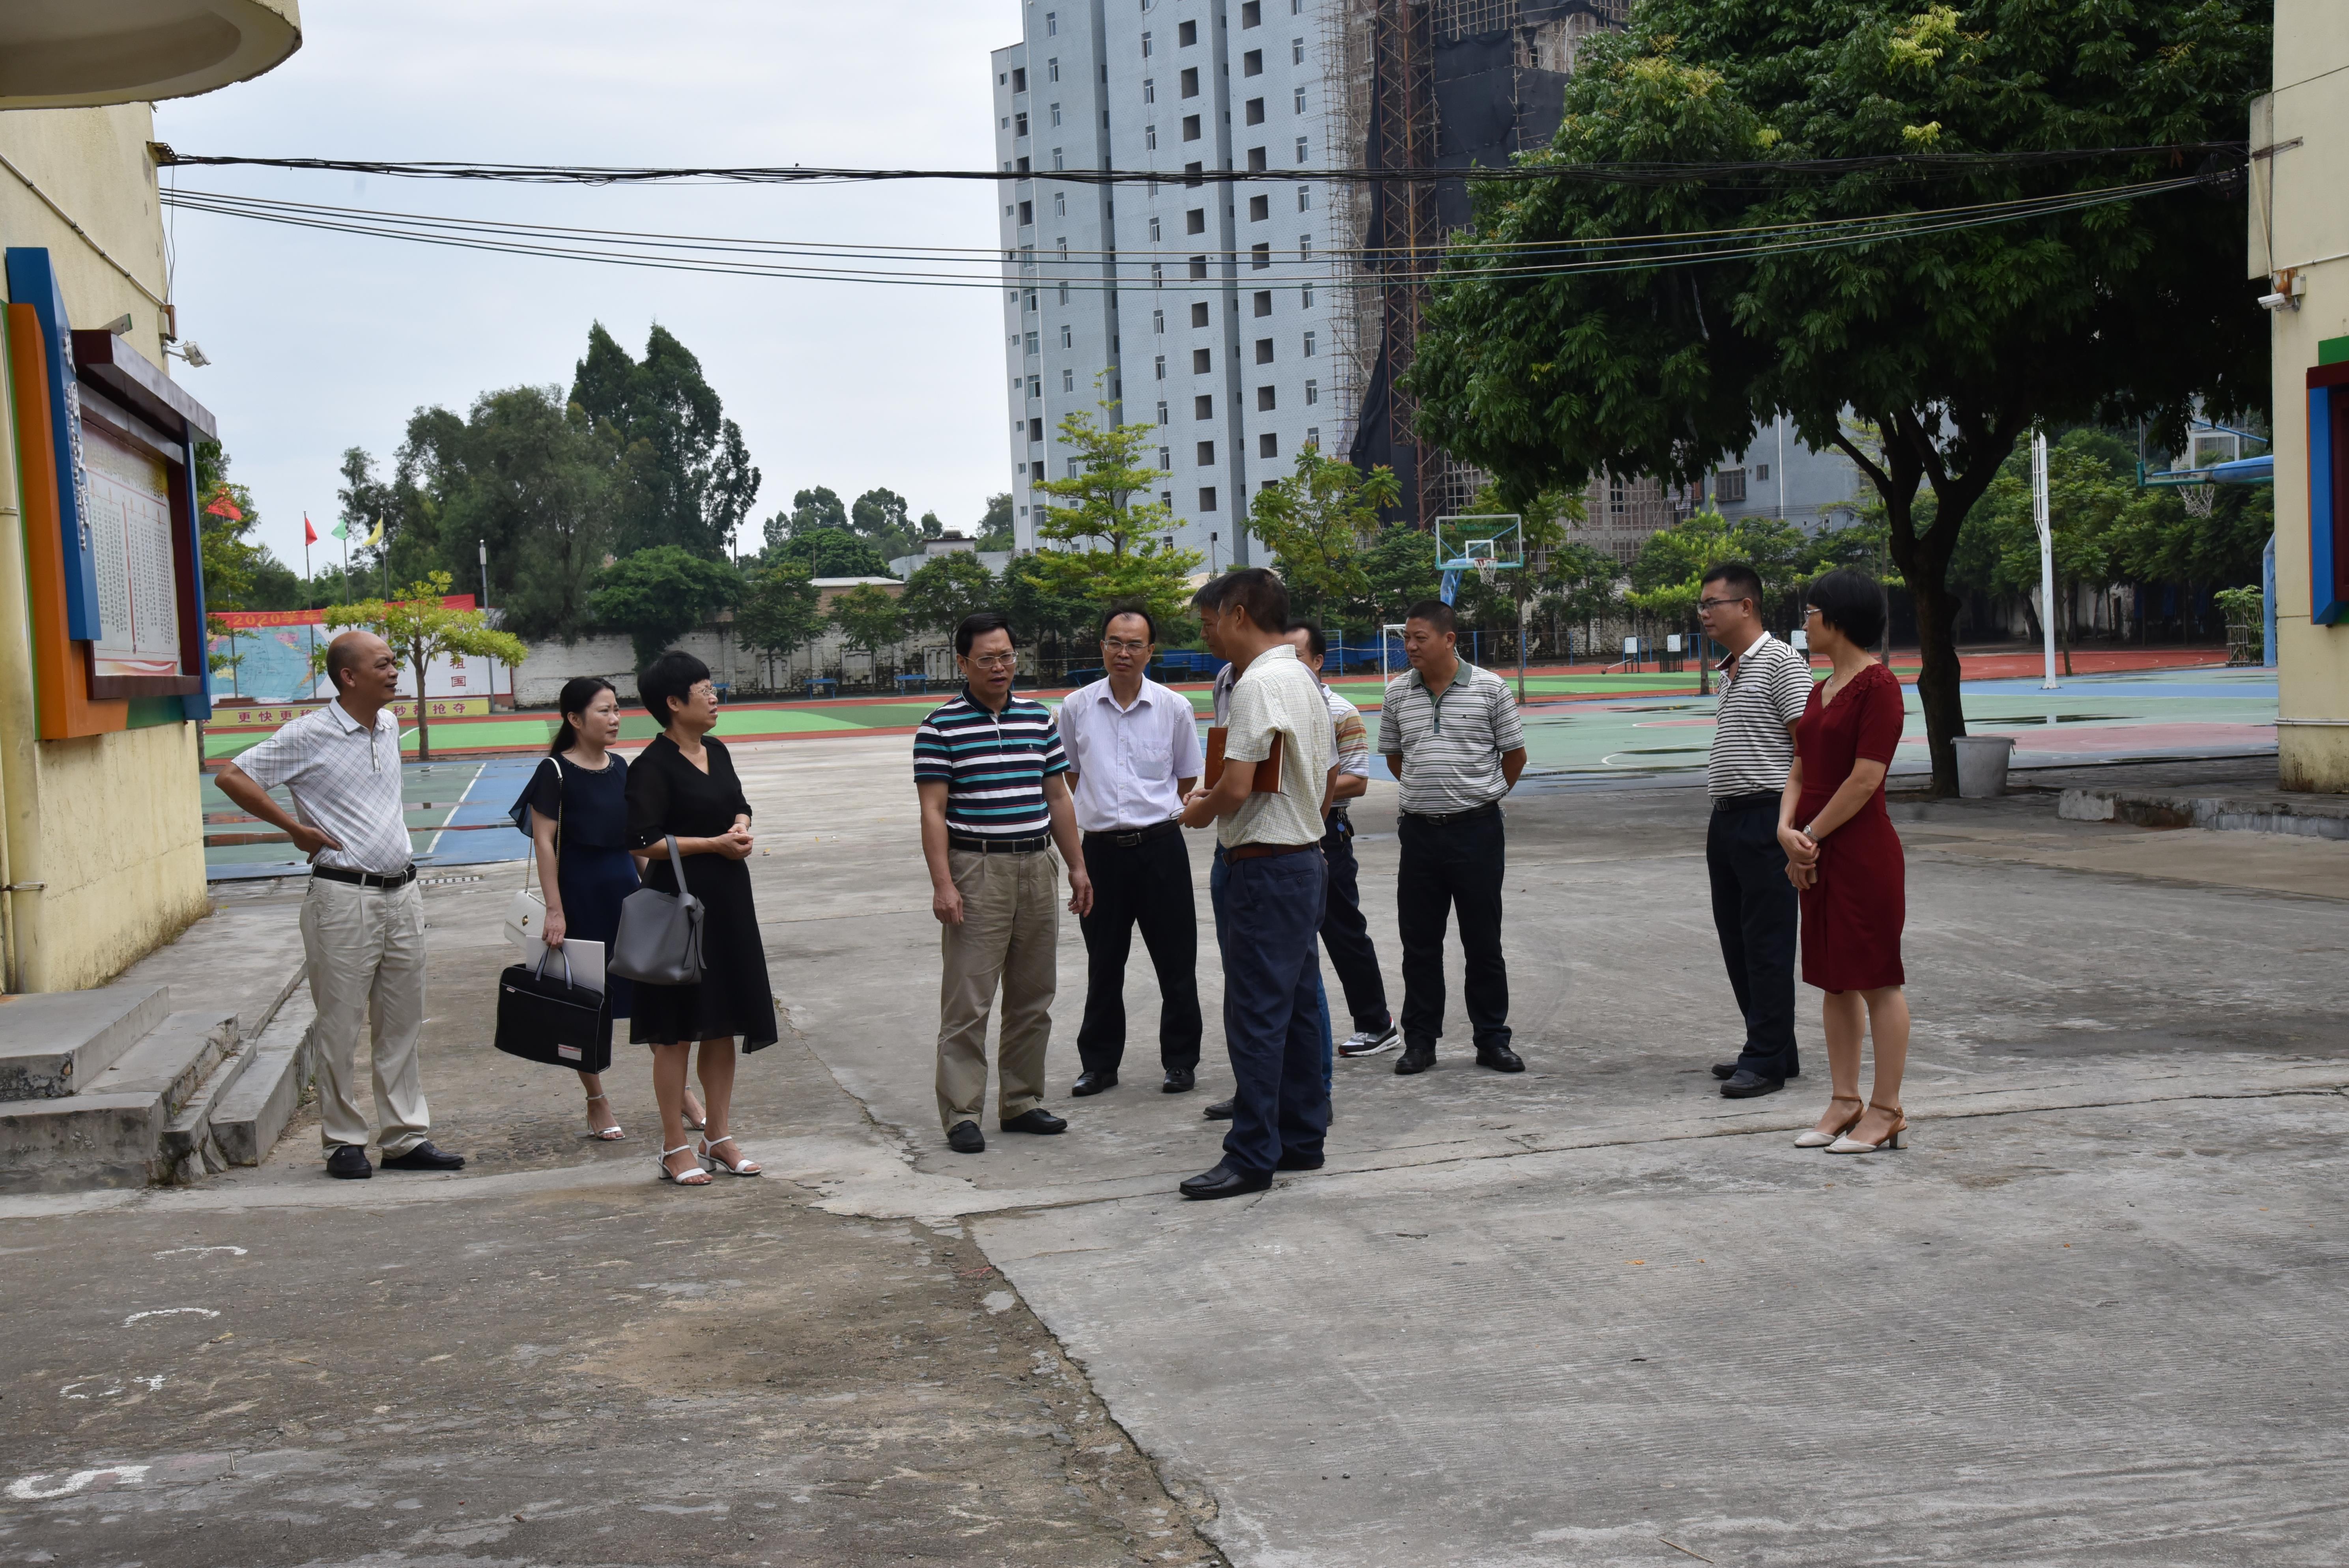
xmin=2259 ymin=5 xmax=2349 ymax=791
xmin=0 ymin=103 xmax=211 ymax=991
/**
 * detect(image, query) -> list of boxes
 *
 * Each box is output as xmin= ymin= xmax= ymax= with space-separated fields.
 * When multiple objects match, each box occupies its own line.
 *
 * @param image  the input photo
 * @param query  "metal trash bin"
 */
xmin=1952 ymin=735 xmax=2015 ymax=799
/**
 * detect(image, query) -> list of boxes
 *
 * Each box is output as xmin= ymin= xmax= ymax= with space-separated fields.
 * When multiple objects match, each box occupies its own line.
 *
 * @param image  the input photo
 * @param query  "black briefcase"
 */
xmin=494 ymin=946 xmax=613 ymax=1073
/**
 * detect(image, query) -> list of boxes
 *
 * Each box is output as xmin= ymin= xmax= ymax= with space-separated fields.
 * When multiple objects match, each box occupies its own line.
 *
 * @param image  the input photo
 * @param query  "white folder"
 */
xmin=512 ymin=934 xmax=606 ymax=995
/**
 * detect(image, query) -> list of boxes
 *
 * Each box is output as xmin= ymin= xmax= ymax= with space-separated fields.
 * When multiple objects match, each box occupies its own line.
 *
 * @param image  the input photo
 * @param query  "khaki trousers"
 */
xmin=299 ymin=876 xmax=430 ymax=1155
xmin=935 ymin=847 xmax=1060 ymax=1131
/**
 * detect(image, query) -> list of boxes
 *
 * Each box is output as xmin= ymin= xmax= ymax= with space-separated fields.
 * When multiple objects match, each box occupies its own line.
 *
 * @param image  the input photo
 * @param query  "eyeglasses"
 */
xmin=1696 ymin=597 xmax=1747 ymax=612
xmin=1103 ymin=639 xmax=1151 ymax=654
xmin=966 ymin=653 xmax=1018 ymax=669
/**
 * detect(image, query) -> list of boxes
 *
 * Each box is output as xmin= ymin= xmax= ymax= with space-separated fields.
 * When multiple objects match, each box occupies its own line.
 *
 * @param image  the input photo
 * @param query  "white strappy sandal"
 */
xmin=655 ymin=1143 xmax=712 ymax=1185
xmin=699 ymin=1134 xmax=761 ymax=1177
xmin=584 ymin=1092 xmax=625 ymax=1141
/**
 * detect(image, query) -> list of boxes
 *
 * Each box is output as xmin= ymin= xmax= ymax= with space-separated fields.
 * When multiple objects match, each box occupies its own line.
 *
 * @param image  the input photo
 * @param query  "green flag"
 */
xmin=330 ymin=518 xmax=350 ymax=540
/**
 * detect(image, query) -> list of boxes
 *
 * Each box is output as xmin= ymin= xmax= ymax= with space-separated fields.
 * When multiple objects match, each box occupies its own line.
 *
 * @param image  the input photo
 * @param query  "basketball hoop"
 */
xmin=2180 ymin=484 xmax=2216 ymax=519
xmin=1476 ymin=559 xmax=1499 ymax=590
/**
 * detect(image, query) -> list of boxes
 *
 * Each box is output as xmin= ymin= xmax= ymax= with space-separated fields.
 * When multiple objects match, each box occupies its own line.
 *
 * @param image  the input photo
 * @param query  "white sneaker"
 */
xmin=1338 ymin=1023 xmax=1400 ymax=1058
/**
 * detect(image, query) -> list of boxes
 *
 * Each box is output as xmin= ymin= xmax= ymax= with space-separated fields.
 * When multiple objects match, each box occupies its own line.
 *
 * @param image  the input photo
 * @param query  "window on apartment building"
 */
xmin=1187 ymin=207 xmax=1206 ymax=234
xmin=1183 ymin=114 xmax=1202 ymax=140
xmin=1252 ymin=290 xmax=1273 ymax=317
xmin=1013 ymin=67 xmax=1028 ymax=91
xmin=1250 ymin=243 xmax=1270 ymax=269
xmin=1146 ymin=123 xmax=1159 ymax=150
xmin=1152 ymin=308 xmax=1165 ymax=333
xmin=1248 ymin=194 xmax=1269 ymax=222
xmin=1193 ymin=347 xmax=1213 ymax=373
xmin=1257 ymin=385 xmax=1276 ymax=411
xmin=1199 ymin=486 xmax=1218 ymax=511
xmin=1062 ymin=367 xmax=1076 ymax=391
xmin=1198 ymin=440 xmax=1216 ymax=465
xmin=1033 ymin=460 xmax=1047 ymax=481
xmin=1030 ymin=417 xmax=1045 ymax=442
xmin=1294 ymin=85 xmax=1307 ymax=113
xmin=1060 ymin=324 xmax=1074 ymax=348
xmin=1241 ymin=0 xmax=1262 ymax=25
xmin=1303 ymin=378 xmax=1317 ymax=405
xmin=1181 ymin=65 xmax=1199 ymax=96
xmin=1254 ymin=338 xmax=1274 ymax=364
xmin=1248 ymin=146 xmax=1268 ymax=172
xmin=1715 ymin=468 xmax=1747 ymax=503
xmin=1054 ymin=191 xmax=1067 ymax=217
xmin=1610 ymin=476 xmax=1626 ymax=513
xmin=1195 ymin=394 xmax=1214 ymax=418
xmin=1245 ymin=97 xmax=1265 ymax=125
xmin=1305 ymin=425 xmax=1319 ymax=447
xmin=1298 ymin=234 xmax=1312 ymax=259
xmin=1755 ymin=463 xmax=1770 ymax=481
xmin=1179 ymin=19 xmax=1198 ymax=45
xmin=1154 ymin=354 xmax=1167 ymax=380
xmin=1292 ymin=0 xmax=1303 ymax=11
xmin=1024 ymin=331 xmax=1040 ymax=353
xmin=1054 ymin=147 xmax=1066 ymax=169
xmin=1260 ymin=433 xmax=1278 ymax=458
xmin=1143 ymin=77 xmax=1157 ymax=104
xmin=1160 ymin=490 xmax=1174 ymax=508
xmin=1292 ymin=36 xmax=1305 ymax=64
xmin=1189 ymin=254 xmax=1208 ymax=279
xmin=1015 ymin=112 xmax=1030 ymax=136
xmin=1050 ymin=102 xmax=1063 ymax=127
xmin=1191 ymin=300 xmax=1210 ymax=326
xmin=1142 ymin=30 xmax=1153 ymax=56
xmin=1303 ymin=330 xmax=1316 ymax=357
xmin=1046 ymin=11 xmax=1058 ymax=34
xmin=1151 ymin=262 xmax=1164 ymax=287
xmin=1017 ymin=155 xmax=1031 ymax=172
xmin=1159 ymin=446 xmax=1172 ymax=468
xmin=1001 ymin=117 xmax=1011 ymax=131
xmin=1148 ymin=215 xmax=1162 ymax=241
xmin=1184 ymin=160 xmax=1204 ymax=186
xmin=1301 ymin=282 xmax=1314 ymax=306
xmin=1068 ymin=458 xmax=1083 ymax=477
xmin=1030 ymin=374 xmax=1042 ymax=396
xmin=1058 ymin=282 xmax=1070 ymax=304
xmin=1019 ymin=200 xmax=1033 ymax=224
xmin=1297 ymin=183 xmax=1311 ymax=212
xmin=1295 ymin=135 xmax=1309 ymax=162
xmin=1243 ymin=49 xmax=1263 ymax=75
xmin=1048 ymin=56 xmax=1060 ymax=82
xmin=1157 ymin=399 xmax=1170 ymax=423
xmin=1056 ymin=237 xmax=1069 ymax=260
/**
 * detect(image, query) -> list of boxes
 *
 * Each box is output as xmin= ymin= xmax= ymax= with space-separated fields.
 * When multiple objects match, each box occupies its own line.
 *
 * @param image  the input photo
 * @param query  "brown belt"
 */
xmin=1226 ymin=841 xmax=1319 ymax=862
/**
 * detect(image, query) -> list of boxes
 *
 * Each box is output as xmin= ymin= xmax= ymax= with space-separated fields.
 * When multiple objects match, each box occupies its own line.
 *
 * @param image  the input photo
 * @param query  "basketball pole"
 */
xmin=2033 ymin=430 xmax=2059 ymax=690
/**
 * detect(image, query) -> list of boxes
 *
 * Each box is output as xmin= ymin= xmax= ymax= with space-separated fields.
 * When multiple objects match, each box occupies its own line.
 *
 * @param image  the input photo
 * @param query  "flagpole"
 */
xmin=305 ymin=523 xmax=315 ymax=691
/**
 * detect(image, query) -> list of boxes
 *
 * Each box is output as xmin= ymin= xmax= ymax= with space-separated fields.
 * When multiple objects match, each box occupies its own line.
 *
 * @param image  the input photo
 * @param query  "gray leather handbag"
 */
xmin=608 ymin=834 xmax=704 ymax=986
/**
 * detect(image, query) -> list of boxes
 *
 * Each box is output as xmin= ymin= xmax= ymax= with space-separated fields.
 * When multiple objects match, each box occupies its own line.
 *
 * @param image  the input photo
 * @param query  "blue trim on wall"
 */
xmin=2315 ymin=385 xmax=2345 ymax=626
xmin=3 ymin=249 xmax=103 ymax=642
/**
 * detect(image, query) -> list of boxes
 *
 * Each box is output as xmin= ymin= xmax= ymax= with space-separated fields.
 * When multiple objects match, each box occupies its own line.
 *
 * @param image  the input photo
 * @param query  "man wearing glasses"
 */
xmin=1057 ymin=604 xmax=1206 ymax=1097
xmin=915 ymin=612 xmax=1093 ymax=1154
xmin=1697 ymin=561 xmax=1815 ymax=1099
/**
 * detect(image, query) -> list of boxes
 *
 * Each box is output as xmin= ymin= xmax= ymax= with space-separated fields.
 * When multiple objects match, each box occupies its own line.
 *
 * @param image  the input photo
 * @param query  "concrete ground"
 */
xmin=7 ymin=734 xmax=2347 ymax=1565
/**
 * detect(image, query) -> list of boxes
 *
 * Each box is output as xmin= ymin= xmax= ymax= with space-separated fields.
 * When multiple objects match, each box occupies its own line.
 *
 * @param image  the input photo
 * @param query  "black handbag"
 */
xmin=494 ymin=945 xmax=613 ymax=1073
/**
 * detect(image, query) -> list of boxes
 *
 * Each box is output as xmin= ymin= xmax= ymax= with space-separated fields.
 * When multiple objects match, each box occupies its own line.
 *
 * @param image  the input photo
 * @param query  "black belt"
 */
xmin=312 ymin=863 xmax=417 ymax=889
xmin=949 ymin=832 xmax=1052 ymax=855
xmin=1226 ymin=840 xmax=1319 ymax=861
xmin=1401 ymin=801 xmax=1500 ymax=826
xmin=1713 ymin=791 xmax=1781 ymax=813
xmin=1084 ymin=819 xmax=1181 ymax=848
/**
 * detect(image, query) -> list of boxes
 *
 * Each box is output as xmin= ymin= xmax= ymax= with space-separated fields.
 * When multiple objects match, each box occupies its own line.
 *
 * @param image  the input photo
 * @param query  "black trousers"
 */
xmin=1396 ymin=807 xmax=1510 ymax=1052
xmin=1706 ymin=799 xmax=1800 ymax=1079
xmin=1075 ymin=828 xmax=1203 ymax=1076
xmin=1318 ymin=814 xmax=1391 ymax=1036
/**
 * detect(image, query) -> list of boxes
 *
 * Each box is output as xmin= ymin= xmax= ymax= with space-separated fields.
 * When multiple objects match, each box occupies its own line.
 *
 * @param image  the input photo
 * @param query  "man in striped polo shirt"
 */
xmin=915 ymin=611 xmax=1093 ymax=1154
xmin=1699 ymin=561 xmax=1815 ymax=1098
xmin=1379 ymin=599 xmax=1527 ymax=1076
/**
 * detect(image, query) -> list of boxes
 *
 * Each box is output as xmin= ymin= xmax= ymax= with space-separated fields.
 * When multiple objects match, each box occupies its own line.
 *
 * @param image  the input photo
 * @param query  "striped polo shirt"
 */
xmin=1706 ymin=631 xmax=1814 ymax=798
xmin=912 ymin=685 xmax=1069 ymax=840
xmin=1377 ymin=660 xmax=1526 ymax=814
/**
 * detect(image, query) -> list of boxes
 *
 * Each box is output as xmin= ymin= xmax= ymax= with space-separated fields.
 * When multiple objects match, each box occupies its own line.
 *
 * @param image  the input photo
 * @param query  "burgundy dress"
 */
xmin=1794 ymin=661 xmax=1906 ymax=992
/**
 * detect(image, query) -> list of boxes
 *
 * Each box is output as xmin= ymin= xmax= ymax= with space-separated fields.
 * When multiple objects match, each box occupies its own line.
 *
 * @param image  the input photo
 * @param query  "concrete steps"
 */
xmin=0 ymin=986 xmax=172 ymax=1101
xmin=2058 ymin=784 xmax=2349 ymax=838
xmin=208 ymin=987 xmax=316 ymax=1170
xmin=0 ymin=1009 xmax=239 ymax=1192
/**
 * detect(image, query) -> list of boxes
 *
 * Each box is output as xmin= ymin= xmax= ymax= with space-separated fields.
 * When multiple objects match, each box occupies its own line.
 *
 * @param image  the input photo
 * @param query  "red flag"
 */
xmin=203 ymin=494 xmax=244 ymax=521
xmin=304 ymin=514 xmax=318 ymax=546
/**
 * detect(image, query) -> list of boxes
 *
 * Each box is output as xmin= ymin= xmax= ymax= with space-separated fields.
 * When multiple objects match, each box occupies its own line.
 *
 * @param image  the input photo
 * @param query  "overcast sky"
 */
xmin=154 ymin=0 xmax=1019 ymax=576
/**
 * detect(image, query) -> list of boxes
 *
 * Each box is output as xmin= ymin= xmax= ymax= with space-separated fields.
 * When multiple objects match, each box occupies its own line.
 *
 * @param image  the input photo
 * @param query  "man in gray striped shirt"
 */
xmin=1699 ymin=561 xmax=1815 ymax=1098
xmin=1377 ymin=599 xmax=1527 ymax=1076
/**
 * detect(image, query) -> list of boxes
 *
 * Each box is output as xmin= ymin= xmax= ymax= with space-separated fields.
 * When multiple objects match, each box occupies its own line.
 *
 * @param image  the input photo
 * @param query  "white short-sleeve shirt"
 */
xmin=233 ymin=699 xmax=413 ymax=874
xmin=1220 ymin=644 xmax=1333 ymax=848
xmin=1058 ymin=676 xmax=1206 ymax=834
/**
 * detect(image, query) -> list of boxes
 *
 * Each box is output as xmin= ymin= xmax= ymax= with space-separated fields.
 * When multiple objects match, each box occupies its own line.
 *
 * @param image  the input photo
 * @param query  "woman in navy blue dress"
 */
xmin=523 ymin=677 xmax=704 ymax=1140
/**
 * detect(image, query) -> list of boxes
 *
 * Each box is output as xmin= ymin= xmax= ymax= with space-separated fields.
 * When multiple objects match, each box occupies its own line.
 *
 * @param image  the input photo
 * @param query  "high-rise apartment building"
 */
xmin=992 ymin=0 xmax=1347 ymax=567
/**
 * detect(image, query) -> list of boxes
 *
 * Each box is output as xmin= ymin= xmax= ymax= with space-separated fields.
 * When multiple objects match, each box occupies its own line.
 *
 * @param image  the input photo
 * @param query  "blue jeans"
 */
xmin=1218 ymin=848 xmax=1331 ymax=1174
xmin=1215 ymin=844 xmax=1332 ymax=1094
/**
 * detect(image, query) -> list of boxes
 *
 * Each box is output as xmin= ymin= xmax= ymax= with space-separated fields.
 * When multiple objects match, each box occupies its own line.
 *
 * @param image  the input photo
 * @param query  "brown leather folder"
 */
xmin=1203 ymin=726 xmax=1285 ymax=793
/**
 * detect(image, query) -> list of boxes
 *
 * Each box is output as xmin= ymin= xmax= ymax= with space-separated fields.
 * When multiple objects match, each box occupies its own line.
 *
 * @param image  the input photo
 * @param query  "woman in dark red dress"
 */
xmin=1777 ymin=570 xmax=1911 ymax=1155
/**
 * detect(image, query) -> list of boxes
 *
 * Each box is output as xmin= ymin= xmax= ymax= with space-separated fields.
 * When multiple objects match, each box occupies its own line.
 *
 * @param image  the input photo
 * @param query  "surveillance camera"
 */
xmin=180 ymin=342 xmax=211 ymax=367
xmin=2260 ymin=270 xmax=2306 ymax=312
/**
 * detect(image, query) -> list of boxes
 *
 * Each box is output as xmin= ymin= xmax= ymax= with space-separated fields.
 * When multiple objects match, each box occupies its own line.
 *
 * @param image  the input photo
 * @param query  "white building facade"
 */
xmin=993 ymin=0 xmax=1348 ymax=568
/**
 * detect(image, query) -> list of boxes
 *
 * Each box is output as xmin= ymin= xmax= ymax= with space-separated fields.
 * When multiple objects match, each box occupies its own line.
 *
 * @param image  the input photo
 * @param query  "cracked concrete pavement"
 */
xmin=4 ymin=738 xmax=2346 ymax=1565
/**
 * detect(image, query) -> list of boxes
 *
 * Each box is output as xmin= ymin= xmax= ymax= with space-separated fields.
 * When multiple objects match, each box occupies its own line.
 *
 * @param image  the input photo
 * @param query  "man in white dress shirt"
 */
xmin=214 ymin=631 xmax=465 ymax=1180
xmin=1058 ymin=604 xmax=1206 ymax=1095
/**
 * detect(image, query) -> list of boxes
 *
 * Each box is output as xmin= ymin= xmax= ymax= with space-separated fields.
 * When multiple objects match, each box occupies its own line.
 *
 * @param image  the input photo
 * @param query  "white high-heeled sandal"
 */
xmin=1794 ymin=1095 xmax=1863 ymax=1149
xmin=655 ymin=1143 xmax=712 ymax=1185
xmin=584 ymin=1092 xmax=625 ymax=1141
xmin=699 ymin=1134 xmax=761 ymax=1177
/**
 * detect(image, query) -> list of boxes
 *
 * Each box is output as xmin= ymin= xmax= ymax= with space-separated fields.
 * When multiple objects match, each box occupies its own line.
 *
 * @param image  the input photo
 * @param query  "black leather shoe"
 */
xmin=1711 ymin=1060 xmax=1740 ymax=1080
xmin=1203 ymin=1097 xmax=1235 ymax=1121
xmin=1394 ymin=1042 xmax=1436 ymax=1075
xmin=1071 ymin=1070 xmax=1117 ymax=1096
xmin=325 ymin=1144 xmax=372 ymax=1179
xmin=1000 ymin=1107 xmax=1068 ymax=1134
xmin=1275 ymin=1149 xmax=1324 ymax=1171
xmin=1162 ymin=1067 xmax=1196 ymax=1093
xmin=947 ymin=1120 xmax=986 ymax=1154
xmin=1720 ymin=1069 xmax=1785 ymax=1099
xmin=1179 ymin=1162 xmax=1273 ymax=1200
xmin=377 ymin=1140 xmax=463 ymax=1171
xmin=1476 ymin=1044 xmax=1525 ymax=1073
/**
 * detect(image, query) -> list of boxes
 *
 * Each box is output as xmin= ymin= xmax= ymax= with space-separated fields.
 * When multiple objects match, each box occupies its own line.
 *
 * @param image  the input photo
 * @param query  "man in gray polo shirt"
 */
xmin=1377 ymin=599 xmax=1527 ymax=1076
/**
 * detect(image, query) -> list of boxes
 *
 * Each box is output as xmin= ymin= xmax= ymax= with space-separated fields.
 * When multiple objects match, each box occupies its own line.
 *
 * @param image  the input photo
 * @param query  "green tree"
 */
xmin=735 ymin=561 xmax=824 ymax=689
xmin=974 ymin=492 xmax=1015 ymax=549
xmin=774 ymin=527 xmax=891 ymax=578
xmin=851 ymin=486 xmax=916 ymax=559
xmin=1000 ymin=550 xmax=1092 ymax=655
xmin=323 ymin=570 xmax=529 ymax=761
xmin=591 ymin=545 xmax=742 ymax=668
xmin=1407 ymin=0 xmax=2269 ymax=793
xmin=1032 ymin=395 xmax=1201 ymax=624
xmin=899 ymin=553 xmax=1000 ymax=635
xmin=829 ymin=583 xmax=904 ymax=663
xmin=1249 ymin=448 xmax=1402 ymax=625
xmin=570 ymin=322 xmax=760 ymax=559
xmin=1353 ymin=525 xmax=1444 ymax=626
xmin=1973 ymin=433 xmax=2136 ymax=673
xmin=790 ymin=486 xmax=849 ymax=534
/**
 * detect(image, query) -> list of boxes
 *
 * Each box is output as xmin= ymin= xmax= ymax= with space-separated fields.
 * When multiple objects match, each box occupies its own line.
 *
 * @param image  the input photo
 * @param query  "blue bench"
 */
xmin=803 ymin=677 xmax=838 ymax=698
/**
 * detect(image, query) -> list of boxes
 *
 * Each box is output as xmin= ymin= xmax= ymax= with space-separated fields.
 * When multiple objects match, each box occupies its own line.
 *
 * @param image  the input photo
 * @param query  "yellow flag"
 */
xmin=363 ymin=517 xmax=385 ymax=548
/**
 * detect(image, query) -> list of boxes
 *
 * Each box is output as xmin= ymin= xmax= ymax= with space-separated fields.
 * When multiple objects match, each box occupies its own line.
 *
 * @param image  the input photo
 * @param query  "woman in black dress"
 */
xmin=521 ymin=677 xmax=705 ymax=1140
xmin=627 ymin=650 xmax=779 ymax=1185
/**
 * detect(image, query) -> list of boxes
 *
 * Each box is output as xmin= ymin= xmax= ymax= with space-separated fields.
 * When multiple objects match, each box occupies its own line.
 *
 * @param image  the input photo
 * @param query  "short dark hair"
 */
xmin=1404 ymin=600 xmax=1456 ymax=636
xmin=1702 ymin=560 xmax=1764 ymax=607
xmin=1218 ymin=566 xmax=1289 ymax=633
xmin=1805 ymin=568 xmax=1886 ymax=648
xmin=324 ymin=631 xmax=372 ymax=693
xmin=638 ymin=649 xmax=711 ymax=727
xmin=1291 ymin=620 xmax=1326 ymax=658
xmin=1190 ymin=574 xmax=1229 ymax=611
xmin=1100 ymin=602 xmax=1157 ymax=642
xmin=955 ymin=610 xmax=1017 ymax=657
